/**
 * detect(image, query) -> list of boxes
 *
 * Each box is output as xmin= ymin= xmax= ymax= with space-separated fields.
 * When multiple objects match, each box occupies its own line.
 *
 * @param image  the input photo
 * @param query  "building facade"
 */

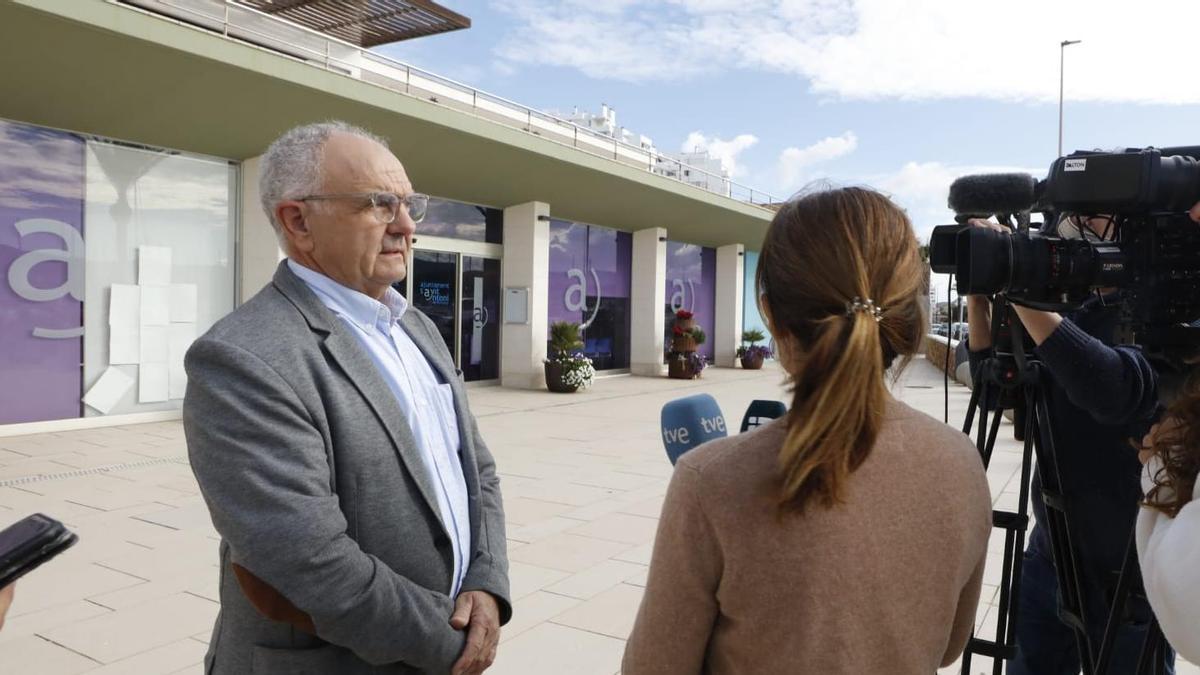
xmin=0 ymin=0 xmax=774 ymax=435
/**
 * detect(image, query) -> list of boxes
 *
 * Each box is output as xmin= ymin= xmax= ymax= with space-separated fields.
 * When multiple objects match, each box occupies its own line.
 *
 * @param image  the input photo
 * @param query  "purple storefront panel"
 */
xmin=666 ymin=242 xmax=716 ymax=360
xmin=547 ymin=219 xmax=588 ymax=328
xmin=0 ymin=119 xmax=86 ymax=424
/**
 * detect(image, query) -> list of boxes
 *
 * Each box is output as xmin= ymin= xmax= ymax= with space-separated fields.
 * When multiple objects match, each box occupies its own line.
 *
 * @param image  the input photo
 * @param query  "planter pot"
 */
xmin=671 ymin=335 xmax=697 ymax=353
xmin=544 ymin=362 xmax=580 ymax=393
xmin=667 ymin=359 xmax=693 ymax=380
xmin=674 ymin=318 xmax=696 ymax=332
xmin=740 ymin=353 xmax=765 ymax=370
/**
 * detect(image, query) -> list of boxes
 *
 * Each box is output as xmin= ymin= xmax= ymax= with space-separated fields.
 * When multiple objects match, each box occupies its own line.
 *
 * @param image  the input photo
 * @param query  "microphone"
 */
xmin=660 ymin=394 xmax=728 ymax=465
xmin=948 ymin=173 xmax=1038 ymax=216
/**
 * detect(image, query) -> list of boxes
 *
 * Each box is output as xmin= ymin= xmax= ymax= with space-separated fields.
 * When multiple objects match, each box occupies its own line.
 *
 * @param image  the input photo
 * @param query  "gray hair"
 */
xmin=258 ymin=120 xmax=389 ymax=236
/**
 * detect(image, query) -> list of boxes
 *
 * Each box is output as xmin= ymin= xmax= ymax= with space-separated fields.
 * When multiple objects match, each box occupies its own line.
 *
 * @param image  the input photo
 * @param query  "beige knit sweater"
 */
xmin=623 ymin=397 xmax=992 ymax=675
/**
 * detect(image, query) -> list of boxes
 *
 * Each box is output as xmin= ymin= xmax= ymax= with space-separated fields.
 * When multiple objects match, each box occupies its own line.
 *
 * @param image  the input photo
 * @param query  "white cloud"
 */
xmin=680 ymin=132 xmax=759 ymax=176
xmin=493 ymin=0 xmax=1200 ymax=104
xmin=777 ymin=131 xmax=858 ymax=188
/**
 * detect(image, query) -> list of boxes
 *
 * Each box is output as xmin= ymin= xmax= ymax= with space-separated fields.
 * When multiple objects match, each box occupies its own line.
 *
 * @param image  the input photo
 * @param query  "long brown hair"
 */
xmin=1144 ymin=373 xmax=1200 ymax=518
xmin=757 ymin=187 xmax=928 ymax=514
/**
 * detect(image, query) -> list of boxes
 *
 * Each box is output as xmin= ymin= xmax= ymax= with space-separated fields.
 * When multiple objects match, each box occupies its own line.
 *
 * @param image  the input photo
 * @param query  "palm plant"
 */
xmin=548 ymin=321 xmax=583 ymax=359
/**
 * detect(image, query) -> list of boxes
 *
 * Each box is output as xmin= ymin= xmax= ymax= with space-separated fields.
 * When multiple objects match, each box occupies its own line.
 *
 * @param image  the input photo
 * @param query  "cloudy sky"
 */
xmin=377 ymin=0 xmax=1200 ymax=299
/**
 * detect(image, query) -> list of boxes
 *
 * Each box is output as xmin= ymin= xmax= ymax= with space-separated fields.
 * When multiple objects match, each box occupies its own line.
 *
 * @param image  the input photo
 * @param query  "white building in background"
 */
xmin=558 ymin=104 xmax=733 ymax=197
xmin=659 ymin=148 xmax=731 ymax=197
xmin=560 ymin=103 xmax=657 ymax=151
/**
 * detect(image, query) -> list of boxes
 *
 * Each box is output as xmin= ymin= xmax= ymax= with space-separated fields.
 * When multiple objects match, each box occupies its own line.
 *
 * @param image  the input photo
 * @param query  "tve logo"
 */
xmin=660 ymin=394 xmax=728 ymax=465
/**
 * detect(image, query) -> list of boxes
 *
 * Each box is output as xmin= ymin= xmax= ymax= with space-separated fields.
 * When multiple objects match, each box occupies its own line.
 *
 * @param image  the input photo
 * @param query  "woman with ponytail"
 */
xmin=623 ymin=187 xmax=992 ymax=674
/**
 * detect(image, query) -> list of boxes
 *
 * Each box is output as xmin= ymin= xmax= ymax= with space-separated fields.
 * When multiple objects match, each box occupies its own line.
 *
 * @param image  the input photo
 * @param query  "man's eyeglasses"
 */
xmin=297 ymin=192 xmax=428 ymax=224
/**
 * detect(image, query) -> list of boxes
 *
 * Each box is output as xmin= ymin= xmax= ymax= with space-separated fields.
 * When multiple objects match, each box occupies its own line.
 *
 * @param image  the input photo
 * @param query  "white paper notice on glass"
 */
xmin=139 ymin=363 xmax=169 ymax=403
xmin=109 ymin=284 xmax=140 ymax=329
xmin=169 ymin=284 xmax=198 ymax=323
xmin=109 ymin=327 xmax=140 ymax=365
xmin=140 ymin=285 xmax=170 ymax=326
xmin=82 ymin=367 xmax=134 ymax=414
xmin=168 ymin=323 xmax=195 ymax=400
xmin=140 ymin=325 xmax=169 ymax=364
xmin=138 ymin=245 xmax=172 ymax=286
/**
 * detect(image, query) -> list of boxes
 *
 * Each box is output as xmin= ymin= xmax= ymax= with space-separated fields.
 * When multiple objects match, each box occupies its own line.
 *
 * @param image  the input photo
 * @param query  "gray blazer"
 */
xmin=183 ymin=262 xmax=510 ymax=674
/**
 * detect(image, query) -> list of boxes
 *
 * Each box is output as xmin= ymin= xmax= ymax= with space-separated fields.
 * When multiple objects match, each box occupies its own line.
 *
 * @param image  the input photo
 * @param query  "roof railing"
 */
xmin=113 ymin=0 xmax=780 ymax=207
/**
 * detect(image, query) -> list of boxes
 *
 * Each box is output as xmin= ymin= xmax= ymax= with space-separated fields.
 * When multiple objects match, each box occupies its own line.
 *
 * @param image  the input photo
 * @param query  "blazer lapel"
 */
xmin=272 ymin=262 xmax=451 ymax=540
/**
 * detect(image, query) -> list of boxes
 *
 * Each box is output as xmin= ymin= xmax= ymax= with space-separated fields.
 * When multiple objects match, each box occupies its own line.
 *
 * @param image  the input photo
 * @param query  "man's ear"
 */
xmin=276 ymin=201 xmax=313 ymax=252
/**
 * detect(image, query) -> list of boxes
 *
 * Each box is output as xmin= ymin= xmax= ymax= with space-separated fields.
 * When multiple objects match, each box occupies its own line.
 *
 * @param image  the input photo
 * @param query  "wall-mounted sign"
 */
xmin=504 ymin=287 xmax=529 ymax=325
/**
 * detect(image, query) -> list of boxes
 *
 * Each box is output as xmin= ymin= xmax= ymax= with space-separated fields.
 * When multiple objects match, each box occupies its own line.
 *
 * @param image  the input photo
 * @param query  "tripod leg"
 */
xmin=1031 ymin=386 xmax=1097 ymax=674
xmin=1095 ymin=531 xmax=1140 ymax=674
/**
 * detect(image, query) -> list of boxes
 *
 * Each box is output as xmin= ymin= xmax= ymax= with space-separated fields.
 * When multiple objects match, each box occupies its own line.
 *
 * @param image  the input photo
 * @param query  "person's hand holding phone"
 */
xmin=0 ymin=584 xmax=14 ymax=631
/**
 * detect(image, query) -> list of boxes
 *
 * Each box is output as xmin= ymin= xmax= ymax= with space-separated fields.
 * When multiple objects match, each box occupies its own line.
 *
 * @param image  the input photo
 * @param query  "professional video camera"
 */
xmin=934 ymin=147 xmax=1200 ymax=675
xmin=928 ymin=146 xmax=1200 ymax=364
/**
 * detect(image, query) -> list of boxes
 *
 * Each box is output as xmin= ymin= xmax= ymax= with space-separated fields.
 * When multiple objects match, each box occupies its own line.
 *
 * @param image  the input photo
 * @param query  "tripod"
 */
xmin=958 ymin=310 xmax=1096 ymax=674
xmin=958 ymin=305 xmax=1168 ymax=675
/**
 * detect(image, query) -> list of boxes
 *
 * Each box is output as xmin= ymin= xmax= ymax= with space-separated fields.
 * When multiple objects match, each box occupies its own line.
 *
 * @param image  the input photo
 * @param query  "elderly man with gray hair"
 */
xmin=183 ymin=121 xmax=510 ymax=674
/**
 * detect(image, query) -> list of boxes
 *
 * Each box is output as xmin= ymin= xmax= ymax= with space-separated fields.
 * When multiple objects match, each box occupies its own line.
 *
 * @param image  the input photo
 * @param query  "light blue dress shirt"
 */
xmin=288 ymin=260 xmax=471 ymax=597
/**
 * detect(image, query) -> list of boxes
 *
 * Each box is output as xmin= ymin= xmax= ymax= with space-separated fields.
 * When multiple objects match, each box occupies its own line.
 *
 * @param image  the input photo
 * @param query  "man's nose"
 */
xmin=389 ymin=210 xmax=416 ymax=236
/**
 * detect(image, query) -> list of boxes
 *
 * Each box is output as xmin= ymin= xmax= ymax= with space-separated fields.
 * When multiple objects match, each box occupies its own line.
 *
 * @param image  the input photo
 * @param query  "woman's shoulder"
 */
xmin=675 ymin=417 xmax=787 ymax=485
xmin=885 ymin=399 xmax=980 ymax=455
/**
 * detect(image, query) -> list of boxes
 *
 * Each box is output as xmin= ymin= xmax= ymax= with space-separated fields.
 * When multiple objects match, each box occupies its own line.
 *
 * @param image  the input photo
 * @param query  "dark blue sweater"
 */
xmin=969 ymin=294 xmax=1159 ymax=593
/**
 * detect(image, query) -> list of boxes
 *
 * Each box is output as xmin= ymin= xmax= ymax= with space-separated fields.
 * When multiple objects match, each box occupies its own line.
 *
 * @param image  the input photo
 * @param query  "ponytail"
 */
xmin=777 ymin=308 xmax=888 ymax=513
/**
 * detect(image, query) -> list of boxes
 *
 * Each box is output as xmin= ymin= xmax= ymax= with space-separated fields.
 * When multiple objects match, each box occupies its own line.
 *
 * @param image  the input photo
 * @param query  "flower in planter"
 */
xmin=560 ymin=354 xmax=596 ymax=389
xmin=738 ymin=345 xmax=771 ymax=360
xmin=690 ymin=326 xmax=707 ymax=346
xmin=685 ymin=351 xmax=707 ymax=375
xmin=675 ymin=309 xmax=694 ymax=321
xmin=736 ymin=328 xmax=768 ymax=358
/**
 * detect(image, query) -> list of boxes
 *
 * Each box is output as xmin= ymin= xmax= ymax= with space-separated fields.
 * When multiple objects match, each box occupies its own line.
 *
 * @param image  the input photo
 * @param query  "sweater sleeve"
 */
xmin=622 ymin=460 xmax=722 ymax=674
xmin=1034 ymin=317 xmax=1158 ymax=425
xmin=1136 ymin=456 xmax=1200 ymax=664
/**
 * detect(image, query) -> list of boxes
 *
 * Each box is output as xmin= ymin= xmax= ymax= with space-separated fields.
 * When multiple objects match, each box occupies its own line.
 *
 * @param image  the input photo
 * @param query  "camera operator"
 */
xmin=965 ymin=214 xmax=1172 ymax=674
xmin=1131 ymin=201 xmax=1200 ymax=666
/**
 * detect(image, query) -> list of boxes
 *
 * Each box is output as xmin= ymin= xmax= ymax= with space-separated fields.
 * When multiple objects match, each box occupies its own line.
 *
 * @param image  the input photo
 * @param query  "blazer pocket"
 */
xmin=252 ymin=643 xmax=345 ymax=674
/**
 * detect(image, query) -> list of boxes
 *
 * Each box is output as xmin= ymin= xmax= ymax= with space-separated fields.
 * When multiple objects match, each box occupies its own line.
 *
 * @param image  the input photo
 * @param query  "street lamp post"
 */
xmin=1058 ymin=39 xmax=1082 ymax=157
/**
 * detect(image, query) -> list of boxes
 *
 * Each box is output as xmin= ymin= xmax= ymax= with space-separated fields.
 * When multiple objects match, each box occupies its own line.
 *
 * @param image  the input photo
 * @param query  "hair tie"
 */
xmin=845 ymin=297 xmax=883 ymax=322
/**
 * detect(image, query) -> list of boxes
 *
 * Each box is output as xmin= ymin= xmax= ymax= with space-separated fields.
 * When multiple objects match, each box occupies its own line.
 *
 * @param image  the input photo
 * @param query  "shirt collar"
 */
xmin=287 ymin=259 xmax=408 ymax=332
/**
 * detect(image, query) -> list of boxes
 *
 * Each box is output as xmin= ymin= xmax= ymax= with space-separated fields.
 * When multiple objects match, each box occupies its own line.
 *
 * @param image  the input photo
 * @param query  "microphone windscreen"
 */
xmin=948 ymin=173 xmax=1037 ymax=215
xmin=661 ymin=394 xmax=728 ymax=465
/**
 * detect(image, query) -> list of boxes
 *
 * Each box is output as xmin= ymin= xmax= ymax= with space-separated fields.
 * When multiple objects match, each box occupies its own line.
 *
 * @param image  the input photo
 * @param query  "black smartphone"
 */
xmin=0 ymin=513 xmax=78 ymax=588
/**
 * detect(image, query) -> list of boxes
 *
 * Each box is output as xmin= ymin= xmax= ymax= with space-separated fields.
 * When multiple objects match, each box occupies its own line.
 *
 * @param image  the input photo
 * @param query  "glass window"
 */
xmin=418 ymin=196 xmax=502 ymax=244
xmin=742 ymin=250 xmax=769 ymax=338
xmin=547 ymin=219 xmax=632 ymax=370
xmin=665 ymin=242 xmax=717 ymax=362
xmin=0 ymin=117 xmax=238 ymax=425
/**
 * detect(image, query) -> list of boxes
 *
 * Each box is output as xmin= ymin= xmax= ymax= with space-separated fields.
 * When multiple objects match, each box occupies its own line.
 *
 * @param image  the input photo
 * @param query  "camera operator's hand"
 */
xmin=1190 ymin=201 xmax=1200 ymax=223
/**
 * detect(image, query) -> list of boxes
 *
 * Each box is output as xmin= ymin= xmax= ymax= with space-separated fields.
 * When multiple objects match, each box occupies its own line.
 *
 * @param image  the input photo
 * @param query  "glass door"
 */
xmin=460 ymin=256 xmax=501 ymax=381
xmin=406 ymin=249 xmax=501 ymax=382
xmin=410 ymin=250 xmax=458 ymax=362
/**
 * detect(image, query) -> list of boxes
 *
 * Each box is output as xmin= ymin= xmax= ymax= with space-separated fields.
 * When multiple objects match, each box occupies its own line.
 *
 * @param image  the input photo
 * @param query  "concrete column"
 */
xmin=715 ymin=243 xmax=745 ymax=367
xmin=501 ymin=201 xmax=550 ymax=389
xmin=239 ymin=155 xmax=283 ymax=305
xmin=631 ymin=228 xmax=667 ymax=377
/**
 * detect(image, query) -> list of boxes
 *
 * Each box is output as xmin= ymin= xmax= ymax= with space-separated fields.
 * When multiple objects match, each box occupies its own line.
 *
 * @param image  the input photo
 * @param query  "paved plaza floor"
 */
xmin=0 ymin=357 xmax=1193 ymax=674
